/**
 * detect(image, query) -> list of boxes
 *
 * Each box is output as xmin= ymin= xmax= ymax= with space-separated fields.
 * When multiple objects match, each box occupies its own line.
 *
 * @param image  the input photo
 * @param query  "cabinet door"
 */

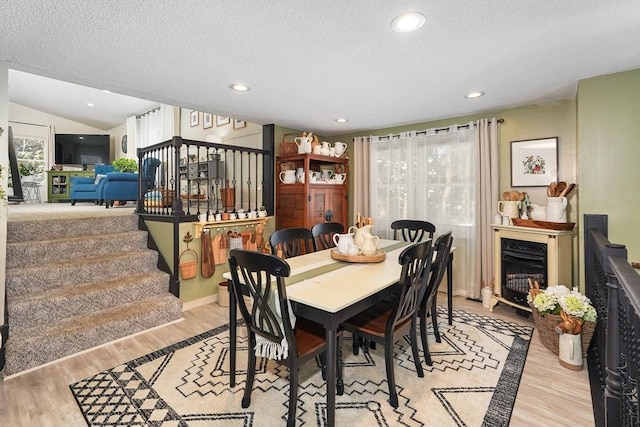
xmin=309 ymin=187 xmax=347 ymax=227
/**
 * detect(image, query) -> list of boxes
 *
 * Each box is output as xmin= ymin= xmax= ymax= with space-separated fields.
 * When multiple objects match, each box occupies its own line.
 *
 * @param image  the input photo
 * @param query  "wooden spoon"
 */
xmin=503 ymin=191 xmax=511 ymax=201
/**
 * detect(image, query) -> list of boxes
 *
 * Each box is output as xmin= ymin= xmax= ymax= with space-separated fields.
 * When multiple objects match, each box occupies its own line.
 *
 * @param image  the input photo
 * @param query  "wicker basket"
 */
xmin=178 ymin=248 xmax=198 ymax=280
xmin=279 ymin=133 xmax=299 ymax=156
xmin=531 ymin=306 xmax=596 ymax=357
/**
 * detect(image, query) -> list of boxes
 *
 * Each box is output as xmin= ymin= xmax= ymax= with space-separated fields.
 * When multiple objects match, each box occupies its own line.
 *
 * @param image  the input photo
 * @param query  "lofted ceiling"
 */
xmin=1 ymin=0 xmax=639 ymax=135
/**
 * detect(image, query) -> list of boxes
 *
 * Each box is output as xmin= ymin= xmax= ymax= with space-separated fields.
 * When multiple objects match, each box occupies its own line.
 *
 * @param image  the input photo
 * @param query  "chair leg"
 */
xmin=410 ymin=322 xmax=424 ymax=377
xmin=423 ymin=337 xmax=433 ymax=366
xmin=242 ymin=334 xmax=257 ymax=408
xmin=319 ymin=353 xmax=327 ymax=381
xmin=287 ymin=359 xmax=299 ymax=427
xmin=431 ymin=299 xmax=441 ymax=343
xmin=419 ymin=303 xmax=429 ymax=365
xmin=384 ymin=338 xmax=398 ymax=408
xmin=352 ymin=333 xmax=359 ymax=355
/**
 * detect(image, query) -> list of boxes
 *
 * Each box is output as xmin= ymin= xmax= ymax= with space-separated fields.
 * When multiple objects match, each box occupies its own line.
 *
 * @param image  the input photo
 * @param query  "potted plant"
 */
xmin=19 ymin=163 xmax=38 ymax=182
xmin=258 ymin=205 xmax=267 ymax=217
xmin=112 ymin=158 xmax=138 ymax=173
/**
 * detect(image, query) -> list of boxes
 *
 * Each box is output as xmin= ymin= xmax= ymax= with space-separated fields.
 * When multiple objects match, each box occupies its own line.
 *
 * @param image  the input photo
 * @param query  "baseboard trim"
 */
xmin=182 ymin=295 xmax=219 ymax=312
xmin=2 ymin=317 xmax=184 ymax=381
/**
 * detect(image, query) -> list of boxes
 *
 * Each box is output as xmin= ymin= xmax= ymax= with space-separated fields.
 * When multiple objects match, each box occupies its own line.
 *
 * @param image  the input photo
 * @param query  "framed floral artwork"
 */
xmin=216 ymin=116 xmax=230 ymax=127
xmin=203 ymin=113 xmax=213 ymax=129
xmin=190 ymin=111 xmax=199 ymax=127
xmin=233 ymin=119 xmax=246 ymax=130
xmin=510 ymin=137 xmax=558 ymax=187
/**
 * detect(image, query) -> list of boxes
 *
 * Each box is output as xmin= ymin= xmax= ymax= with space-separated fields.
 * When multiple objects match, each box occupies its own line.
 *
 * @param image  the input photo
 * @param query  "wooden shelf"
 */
xmin=193 ymin=216 xmax=272 ymax=238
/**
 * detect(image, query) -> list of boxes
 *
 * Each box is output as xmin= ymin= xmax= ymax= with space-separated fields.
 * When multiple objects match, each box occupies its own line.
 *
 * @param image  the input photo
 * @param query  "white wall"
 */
xmin=0 ymin=62 xmax=9 ymax=338
xmin=179 ymin=108 xmax=262 ymax=149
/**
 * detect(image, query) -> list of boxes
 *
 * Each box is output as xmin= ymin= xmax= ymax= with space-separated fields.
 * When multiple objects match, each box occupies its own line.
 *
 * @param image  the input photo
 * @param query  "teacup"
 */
xmin=198 ymin=213 xmax=207 ymax=223
xmin=248 ymin=211 xmax=257 ymax=219
xmin=237 ymin=212 xmax=247 ymax=219
xmin=229 ymin=212 xmax=238 ymax=220
xmin=258 ymin=209 xmax=267 ymax=217
xmin=215 ymin=213 xmax=222 ymax=221
xmin=334 ymin=173 xmax=346 ymax=184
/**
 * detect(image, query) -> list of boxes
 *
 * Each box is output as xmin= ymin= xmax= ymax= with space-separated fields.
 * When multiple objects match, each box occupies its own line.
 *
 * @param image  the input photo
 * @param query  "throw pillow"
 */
xmin=94 ymin=174 xmax=107 ymax=185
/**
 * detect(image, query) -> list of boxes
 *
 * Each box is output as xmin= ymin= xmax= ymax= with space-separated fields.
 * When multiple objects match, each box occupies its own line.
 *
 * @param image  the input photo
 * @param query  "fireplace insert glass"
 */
xmin=501 ymin=238 xmax=547 ymax=309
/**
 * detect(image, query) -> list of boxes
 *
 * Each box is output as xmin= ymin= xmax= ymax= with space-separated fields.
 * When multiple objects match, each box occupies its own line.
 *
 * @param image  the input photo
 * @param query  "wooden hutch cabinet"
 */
xmin=275 ymin=154 xmax=348 ymax=230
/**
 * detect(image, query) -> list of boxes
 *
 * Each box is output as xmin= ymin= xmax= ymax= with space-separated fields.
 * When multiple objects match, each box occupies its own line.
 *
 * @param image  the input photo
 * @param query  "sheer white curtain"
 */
xmin=369 ymin=123 xmax=478 ymax=297
xmin=128 ymin=104 xmax=176 ymax=156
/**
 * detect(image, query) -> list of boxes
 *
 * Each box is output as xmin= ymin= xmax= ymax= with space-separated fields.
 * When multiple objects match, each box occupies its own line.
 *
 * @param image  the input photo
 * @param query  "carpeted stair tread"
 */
xmin=6 ymin=249 xmax=160 ymax=297
xmin=5 ymin=230 xmax=149 ymax=268
xmin=8 ymin=271 xmax=171 ymax=333
xmin=4 ymin=294 xmax=183 ymax=376
xmin=6 ymin=214 xmax=139 ymax=243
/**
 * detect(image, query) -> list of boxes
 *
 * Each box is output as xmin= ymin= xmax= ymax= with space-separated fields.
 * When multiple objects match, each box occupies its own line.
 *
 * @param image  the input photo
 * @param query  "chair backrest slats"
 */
xmin=228 ymin=249 xmax=295 ymax=347
xmin=269 ymin=227 xmax=316 ymax=258
xmin=420 ymin=232 xmax=454 ymax=309
xmin=388 ymin=240 xmax=434 ymax=330
xmin=311 ymin=222 xmax=345 ymax=251
xmin=391 ymin=219 xmax=436 ymax=243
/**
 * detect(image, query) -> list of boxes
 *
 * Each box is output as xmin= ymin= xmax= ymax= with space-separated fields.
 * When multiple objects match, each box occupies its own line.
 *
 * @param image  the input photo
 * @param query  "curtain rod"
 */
xmin=9 ymin=120 xmax=49 ymax=128
xmin=379 ymin=117 xmax=504 ymax=139
xmin=136 ymin=106 xmax=161 ymax=119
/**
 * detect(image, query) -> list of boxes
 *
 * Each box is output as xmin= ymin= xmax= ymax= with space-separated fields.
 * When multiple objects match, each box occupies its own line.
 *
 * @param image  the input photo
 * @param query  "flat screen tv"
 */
xmin=55 ymin=134 xmax=111 ymax=165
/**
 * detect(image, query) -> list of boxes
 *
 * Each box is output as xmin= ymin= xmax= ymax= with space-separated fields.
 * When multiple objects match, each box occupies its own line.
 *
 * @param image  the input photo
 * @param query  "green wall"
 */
xmin=577 ymin=69 xmax=640 ymax=266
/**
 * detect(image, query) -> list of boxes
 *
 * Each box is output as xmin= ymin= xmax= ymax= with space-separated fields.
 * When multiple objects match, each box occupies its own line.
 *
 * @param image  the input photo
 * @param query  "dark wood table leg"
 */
xmin=325 ymin=327 xmax=337 ymax=427
xmin=228 ymin=279 xmax=237 ymax=387
xmin=447 ymin=252 xmax=453 ymax=325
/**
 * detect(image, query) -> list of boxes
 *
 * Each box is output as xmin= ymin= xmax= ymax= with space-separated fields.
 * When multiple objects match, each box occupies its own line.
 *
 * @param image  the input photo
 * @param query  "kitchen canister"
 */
xmin=546 ymin=197 xmax=567 ymax=222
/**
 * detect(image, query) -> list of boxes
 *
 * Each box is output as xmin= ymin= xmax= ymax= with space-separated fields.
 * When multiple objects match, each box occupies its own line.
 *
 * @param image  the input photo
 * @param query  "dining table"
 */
xmin=225 ymin=238 xmax=455 ymax=426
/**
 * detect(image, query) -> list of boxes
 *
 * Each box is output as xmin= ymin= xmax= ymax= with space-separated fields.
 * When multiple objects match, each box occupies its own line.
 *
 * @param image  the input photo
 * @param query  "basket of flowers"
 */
xmin=527 ymin=280 xmax=597 ymax=357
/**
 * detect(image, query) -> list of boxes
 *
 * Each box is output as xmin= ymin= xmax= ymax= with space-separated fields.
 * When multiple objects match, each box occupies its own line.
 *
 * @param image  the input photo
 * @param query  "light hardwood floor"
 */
xmin=0 ymin=294 xmax=595 ymax=427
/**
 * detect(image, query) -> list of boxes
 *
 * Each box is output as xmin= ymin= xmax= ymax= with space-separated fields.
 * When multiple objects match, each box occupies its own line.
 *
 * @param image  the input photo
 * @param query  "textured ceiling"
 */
xmin=2 ymin=0 xmax=639 ymax=134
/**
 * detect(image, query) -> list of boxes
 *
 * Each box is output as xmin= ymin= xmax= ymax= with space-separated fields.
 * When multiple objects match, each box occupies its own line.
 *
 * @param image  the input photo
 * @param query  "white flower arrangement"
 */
xmin=527 ymin=285 xmax=597 ymax=322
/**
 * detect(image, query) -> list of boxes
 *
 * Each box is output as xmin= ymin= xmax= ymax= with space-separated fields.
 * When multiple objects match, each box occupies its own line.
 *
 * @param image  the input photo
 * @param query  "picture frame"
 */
xmin=203 ymin=113 xmax=213 ymax=129
xmin=233 ymin=119 xmax=246 ymax=130
xmin=216 ymin=115 xmax=230 ymax=127
xmin=510 ymin=137 xmax=558 ymax=187
xmin=190 ymin=111 xmax=199 ymax=127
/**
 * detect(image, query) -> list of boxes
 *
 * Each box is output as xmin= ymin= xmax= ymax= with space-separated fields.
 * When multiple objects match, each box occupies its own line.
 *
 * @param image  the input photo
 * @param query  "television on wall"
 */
xmin=54 ymin=134 xmax=111 ymax=165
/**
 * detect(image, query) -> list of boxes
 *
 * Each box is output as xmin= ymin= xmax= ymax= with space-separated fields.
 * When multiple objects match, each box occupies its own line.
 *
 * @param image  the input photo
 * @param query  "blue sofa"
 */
xmin=101 ymin=157 xmax=161 ymax=208
xmin=70 ymin=164 xmax=116 ymax=205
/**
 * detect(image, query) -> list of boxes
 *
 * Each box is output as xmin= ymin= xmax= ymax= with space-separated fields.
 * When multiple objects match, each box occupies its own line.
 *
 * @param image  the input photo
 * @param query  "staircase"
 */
xmin=3 ymin=212 xmax=183 ymax=376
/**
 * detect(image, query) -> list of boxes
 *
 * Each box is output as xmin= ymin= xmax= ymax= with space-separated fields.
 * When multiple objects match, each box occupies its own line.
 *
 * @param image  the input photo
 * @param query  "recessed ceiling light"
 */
xmin=230 ymin=84 xmax=250 ymax=92
xmin=87 ymin=102 xmax=94 ymax=107
xmin=465 ymin=91 xmax=485 ymax=99
xmin=391 ymin=12 xmax=425 ymax=33
xmin=335 ymin=118 xmax=348 ymax=123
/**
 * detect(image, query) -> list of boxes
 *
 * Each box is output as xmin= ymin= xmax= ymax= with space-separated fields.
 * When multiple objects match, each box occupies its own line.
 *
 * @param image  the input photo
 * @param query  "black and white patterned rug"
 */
xmin=70 ymin=307 xmax=532 ymax=426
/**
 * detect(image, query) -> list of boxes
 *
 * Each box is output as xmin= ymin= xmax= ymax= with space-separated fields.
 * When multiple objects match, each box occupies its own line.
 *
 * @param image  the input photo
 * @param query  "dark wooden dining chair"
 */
xmin=311 ymin=222 xmax=344 ymax=251
xmin=418 ymin=231 xmax=453 ymax=365
xmin=341 ymin=240 xmax=434 ymax=408
xmin=391 ymin=219 xmax=436 ymax=242
xmin=269 ymin=227 xmax=316 ymax=259
xmin=228 ymin=249 xmax=343 ymax=427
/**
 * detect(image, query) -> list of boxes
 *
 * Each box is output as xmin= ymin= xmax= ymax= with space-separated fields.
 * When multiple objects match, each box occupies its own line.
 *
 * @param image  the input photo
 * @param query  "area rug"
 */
xmin=70 ymin=307 xmax=533 ymax=426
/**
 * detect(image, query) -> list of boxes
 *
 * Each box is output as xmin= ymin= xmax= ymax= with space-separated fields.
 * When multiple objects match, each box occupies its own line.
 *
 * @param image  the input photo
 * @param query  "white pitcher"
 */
xmin=333 ymin=232 xmax=355 ymax=254
xmin=294 ymin=137 xmax=312 ymax=154
xmin=558 ymin=333 xmax=583 ymax=370
xmin=361 ymin=234 xmax=380 ymax=256
xmin=353 ymin=224 xmax=373 ymax=247
xmin=334 ymin=141 xmax=347 ymax=156
xmin=546 ymin=197 xmax=567 ymax=222
xmin=497 ymin=200 xmax=521 ymax=223
xmin=279 ymin=170 xmax=296 ymax=184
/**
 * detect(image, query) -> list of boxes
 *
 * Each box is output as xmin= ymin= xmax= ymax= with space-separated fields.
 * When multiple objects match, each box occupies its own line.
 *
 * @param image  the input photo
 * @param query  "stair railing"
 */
xmin=135 ymin=133 xmax=274 ymax=297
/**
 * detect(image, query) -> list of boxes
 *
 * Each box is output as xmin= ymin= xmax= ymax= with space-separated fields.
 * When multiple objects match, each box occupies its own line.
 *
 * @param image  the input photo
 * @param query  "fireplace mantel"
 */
xmin=490 ymin=225 xmax=574 ymax=313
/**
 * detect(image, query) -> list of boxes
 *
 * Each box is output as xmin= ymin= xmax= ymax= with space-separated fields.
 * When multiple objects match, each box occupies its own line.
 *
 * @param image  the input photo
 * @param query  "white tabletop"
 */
xmin=223 ymin=240 xmax=410 ymax=313
xmin=286 ymin=239 xmax=409 ymax=313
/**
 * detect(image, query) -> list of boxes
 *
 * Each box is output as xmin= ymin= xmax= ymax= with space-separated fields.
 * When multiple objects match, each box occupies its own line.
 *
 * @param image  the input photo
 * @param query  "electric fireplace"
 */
xmin=491 ymin=225 xmax=574 ymax=314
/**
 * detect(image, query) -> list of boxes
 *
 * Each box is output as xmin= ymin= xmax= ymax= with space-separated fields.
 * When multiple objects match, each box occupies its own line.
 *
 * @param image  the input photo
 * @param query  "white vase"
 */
xmin=558 ymin=333 xmax=583 ymax=370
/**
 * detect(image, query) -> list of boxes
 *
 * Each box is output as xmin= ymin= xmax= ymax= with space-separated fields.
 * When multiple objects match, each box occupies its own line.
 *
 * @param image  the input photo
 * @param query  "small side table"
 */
xmin=22 ymin=181 xmax=42 ymax=203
